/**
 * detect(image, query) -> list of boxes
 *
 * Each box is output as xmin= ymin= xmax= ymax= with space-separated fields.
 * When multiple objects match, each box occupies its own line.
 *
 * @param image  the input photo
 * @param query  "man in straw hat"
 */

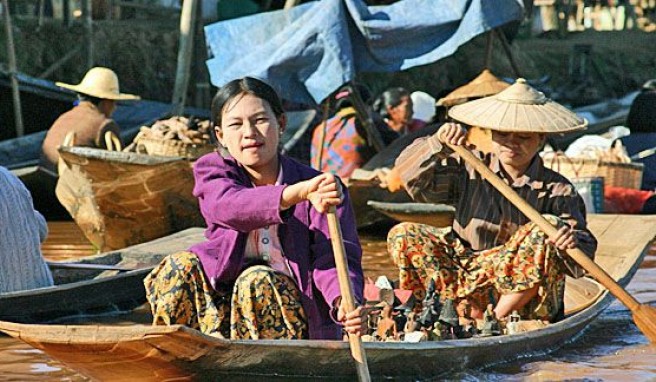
xmin=39 ymin=67 xmax=140 ymax=172
xmin=386 ymin=78 xmax=597 ymax=324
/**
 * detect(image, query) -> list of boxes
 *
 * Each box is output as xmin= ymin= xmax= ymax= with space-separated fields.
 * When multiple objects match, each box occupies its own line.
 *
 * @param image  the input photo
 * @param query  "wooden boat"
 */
xmin=367 ymin=200 xmax=455 ymax=227
xmin=56 ymin=146 xmax=206 ymax=252
xmin=0 ymin=214 xmax=653 ymax=380
xmin=0 ymin=228 xmax=205 ymax=324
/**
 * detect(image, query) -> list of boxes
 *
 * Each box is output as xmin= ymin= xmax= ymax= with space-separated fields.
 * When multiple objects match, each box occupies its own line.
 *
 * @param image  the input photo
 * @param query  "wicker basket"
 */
xmin=543 ymin=152 xmax=644 ymax=189
xmin=136 ymin=136 xmax=215 ymax=159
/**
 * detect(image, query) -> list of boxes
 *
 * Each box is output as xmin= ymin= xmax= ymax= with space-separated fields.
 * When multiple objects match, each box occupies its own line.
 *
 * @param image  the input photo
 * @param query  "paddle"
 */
xmin=447 ymin=143 xmax=656 ymax=343
xmin=326 ymin=207 xmax=371 ymax=382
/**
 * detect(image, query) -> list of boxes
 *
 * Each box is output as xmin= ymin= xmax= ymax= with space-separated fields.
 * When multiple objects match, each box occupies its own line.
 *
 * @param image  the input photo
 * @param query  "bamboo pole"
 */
xmin=171 ymin=0 xmax=198 ymax=116
xmin=2 ymin=0 xmax=24 ymax=137
xmin=83 ymin=0 xmax=93 ymax=69
xmin=38 ymin=0 xmax=45 ymax=28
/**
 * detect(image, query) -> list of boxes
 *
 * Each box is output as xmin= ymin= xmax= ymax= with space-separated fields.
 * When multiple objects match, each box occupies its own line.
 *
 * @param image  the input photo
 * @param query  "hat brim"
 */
xmin=56 ymin=82 xmax=141 ymax=101
xmin=448 ymin=96 xmax=587 ymax=134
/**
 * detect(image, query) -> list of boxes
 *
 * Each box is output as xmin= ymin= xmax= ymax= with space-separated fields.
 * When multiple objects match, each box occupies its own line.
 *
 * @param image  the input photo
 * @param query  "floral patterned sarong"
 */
xmin=387 ymin=216 xmax=570 ymax=321
xmin=144 ymin=251 xmax=308 ymax=339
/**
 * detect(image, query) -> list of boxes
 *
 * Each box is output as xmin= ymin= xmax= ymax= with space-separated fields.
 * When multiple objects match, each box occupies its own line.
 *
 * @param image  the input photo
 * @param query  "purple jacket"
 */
xmin=189 ymin=152 xmax=364 ymax=340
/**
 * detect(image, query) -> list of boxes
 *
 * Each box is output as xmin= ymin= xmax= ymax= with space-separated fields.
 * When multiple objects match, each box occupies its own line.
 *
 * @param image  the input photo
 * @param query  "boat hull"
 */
xmin=0 ymin=214 xmax=653 ymax=380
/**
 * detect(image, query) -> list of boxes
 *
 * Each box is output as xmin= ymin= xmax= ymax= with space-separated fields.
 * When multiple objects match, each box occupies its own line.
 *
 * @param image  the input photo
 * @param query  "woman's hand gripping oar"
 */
xmin=327 ymin=207 xmax=371 ymax=382
xmin=447 ymin=142 xmax=656 ymax=343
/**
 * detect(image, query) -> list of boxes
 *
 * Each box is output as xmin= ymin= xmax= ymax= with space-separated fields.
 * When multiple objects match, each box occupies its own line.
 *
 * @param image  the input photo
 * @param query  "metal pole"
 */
xmin=2 ymin=0 xmax=24 ymax=137
xmin=171 ymin=0 xmax=198 ymax=115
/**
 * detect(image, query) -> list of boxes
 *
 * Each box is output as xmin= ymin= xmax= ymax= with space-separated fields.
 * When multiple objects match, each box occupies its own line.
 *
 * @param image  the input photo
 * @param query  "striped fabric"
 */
xmin=0 ymin=167 xmax=53 ymax=293
xmin=395 ymin=136 xmax=597 ymax=278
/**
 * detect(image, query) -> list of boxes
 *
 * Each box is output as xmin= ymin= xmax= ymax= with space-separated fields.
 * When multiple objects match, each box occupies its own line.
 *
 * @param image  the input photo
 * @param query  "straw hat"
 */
xmin=437 ymin=69 xmax=510 ymax=107
xmin=56 ymin=67 xmax=140 ymax=101
xmin=448 ymin=78 xmax=587 ymax=134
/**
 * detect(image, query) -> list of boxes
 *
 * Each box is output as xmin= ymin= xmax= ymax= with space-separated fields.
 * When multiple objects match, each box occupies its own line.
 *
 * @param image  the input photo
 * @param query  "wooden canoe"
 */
xmin=56 ymin=146 xmax=206 ymax=252
xmin=1 ymin=214 xmax=654 ymax=380
xmin=0 ymin=228 xmax=205 ymax=324
xmin=367 ymin=200 xmax=455 ymax=227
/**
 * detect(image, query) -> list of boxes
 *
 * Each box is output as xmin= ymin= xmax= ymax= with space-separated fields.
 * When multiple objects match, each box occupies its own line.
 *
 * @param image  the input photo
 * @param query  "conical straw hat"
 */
xmin=437 ymin=69 xmax=510 ymax=107
xmin=448 ymin=78 xmax=587 ymax=134
xmin=56 ymin=67 xmax=140 ymax=101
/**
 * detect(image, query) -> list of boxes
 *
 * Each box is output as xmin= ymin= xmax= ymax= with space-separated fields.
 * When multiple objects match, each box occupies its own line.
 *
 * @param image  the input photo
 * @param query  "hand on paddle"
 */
xmin=547 ymin=225 xmax=578 ymax=251
xmin=282 ymin=173 xmax=343 ymax=211
xmin=437 ymin=122 xmax=468 ymax=146
xmin=335 ymin=297 xmax=368 ymax=337
xmin=305 ymin=173 xmax=343 ymax=213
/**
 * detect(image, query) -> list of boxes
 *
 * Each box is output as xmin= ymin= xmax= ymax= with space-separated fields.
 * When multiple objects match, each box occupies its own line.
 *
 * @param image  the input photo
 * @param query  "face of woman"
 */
xmin=215 ymin=93 xmax=284 ymax=174
xmin=387 ymin=95 xmax=413 ymax=129
xmin=491 ymin=131 xmax=545 ymax=174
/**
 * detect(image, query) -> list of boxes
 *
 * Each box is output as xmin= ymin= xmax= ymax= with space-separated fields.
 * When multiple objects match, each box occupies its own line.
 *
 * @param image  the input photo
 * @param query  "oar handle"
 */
xmin=327 ymin=207 xmax=371 ymax=382
xmin=448 ymin=144 xmax=641 ymax=312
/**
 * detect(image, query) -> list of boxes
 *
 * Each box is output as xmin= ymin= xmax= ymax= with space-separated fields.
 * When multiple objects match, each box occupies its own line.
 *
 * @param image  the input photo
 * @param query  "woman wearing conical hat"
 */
xmin=39 ymin=67 xmax=140 ymax=173
xmin=386 ymin=78 xmax=597 ymax=324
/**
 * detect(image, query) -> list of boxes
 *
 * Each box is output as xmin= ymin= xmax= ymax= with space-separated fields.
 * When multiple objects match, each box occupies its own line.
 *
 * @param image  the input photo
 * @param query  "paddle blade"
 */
xmin=633 ymin=304 xmax=656 ymax=343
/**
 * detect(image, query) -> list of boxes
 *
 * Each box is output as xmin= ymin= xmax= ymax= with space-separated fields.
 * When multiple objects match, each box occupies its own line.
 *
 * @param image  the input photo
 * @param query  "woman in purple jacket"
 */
xmin=145 ymin=77 xmax=366 ymax=340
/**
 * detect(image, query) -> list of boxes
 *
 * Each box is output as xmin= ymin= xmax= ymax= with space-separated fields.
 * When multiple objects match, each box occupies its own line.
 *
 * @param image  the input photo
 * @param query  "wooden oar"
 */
xmin=447 ymin=143 xmax=656 ymax=342
xmin=327 ymin=207 xmax=371 ymax=382
xmin=47 ymin=261 xmax=140 ymax=272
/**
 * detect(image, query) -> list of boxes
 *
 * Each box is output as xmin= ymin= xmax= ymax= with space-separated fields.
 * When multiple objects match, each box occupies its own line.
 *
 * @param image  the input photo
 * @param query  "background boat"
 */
xmin=0 ymin=228 xmax=204 ymax=324
xmin=56 ymin=146 xmax=204 ymax=252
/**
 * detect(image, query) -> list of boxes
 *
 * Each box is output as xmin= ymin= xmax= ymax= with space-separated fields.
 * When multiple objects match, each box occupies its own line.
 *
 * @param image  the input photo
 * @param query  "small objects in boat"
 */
xmin=457 ymin=300 xmax=478 ymax=338
xmin=437 ymin=298 xmax=461 ymax=340
xmin=480 ymin=303 xmax=502 ymax=336
xmin=417 ymin=279 xmax=442 ymax=330
xmin=404 ymin=311 xmax=420 ymax=334
xmin=505 ymin=310 xmax=522 ymax=335
xmin=375 ymin=302 xmax=399 ymax=341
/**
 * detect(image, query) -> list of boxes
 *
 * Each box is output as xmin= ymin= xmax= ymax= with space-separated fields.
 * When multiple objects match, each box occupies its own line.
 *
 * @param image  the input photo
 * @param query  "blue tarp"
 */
xmin=205 ymin=0 xmax=524 ymax=105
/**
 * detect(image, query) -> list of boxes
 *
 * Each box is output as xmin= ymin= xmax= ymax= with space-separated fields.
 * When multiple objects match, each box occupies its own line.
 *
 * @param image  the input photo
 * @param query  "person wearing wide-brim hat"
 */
xmin=385 ymin=78 xmax=598 ymax=325
xmin=39 ymin=67 xmax=140 ymax=173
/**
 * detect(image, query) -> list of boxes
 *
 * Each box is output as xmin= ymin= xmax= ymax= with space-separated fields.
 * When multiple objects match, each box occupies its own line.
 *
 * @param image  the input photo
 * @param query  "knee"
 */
xmin=235 ymin=265 xmax=276 ymax=287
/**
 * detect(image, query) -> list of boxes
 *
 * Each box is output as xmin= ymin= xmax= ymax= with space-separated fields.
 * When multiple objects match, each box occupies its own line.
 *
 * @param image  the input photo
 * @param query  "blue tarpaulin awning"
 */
xmin=205 ymin=0 xmax=524 ymax=106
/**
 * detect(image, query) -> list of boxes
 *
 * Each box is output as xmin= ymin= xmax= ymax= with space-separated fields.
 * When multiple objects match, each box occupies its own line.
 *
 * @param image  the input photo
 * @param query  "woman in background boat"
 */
xmin=145 ymin=77 xmax=367 ymax=340
xmin=373 ymin=87 xmax=426 ymax=135
xmin=310 ymin=84 xmax=399 ymax=178
xmin=0 ymin=166 xmax=53 ymax=293
xmin=386 ymin=79 xmax=597 ymax=323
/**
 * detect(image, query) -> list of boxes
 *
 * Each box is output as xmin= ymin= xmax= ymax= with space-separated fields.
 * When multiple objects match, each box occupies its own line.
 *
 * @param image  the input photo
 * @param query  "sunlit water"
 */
xmin=1 ymin=229 xmax=654 ymax=381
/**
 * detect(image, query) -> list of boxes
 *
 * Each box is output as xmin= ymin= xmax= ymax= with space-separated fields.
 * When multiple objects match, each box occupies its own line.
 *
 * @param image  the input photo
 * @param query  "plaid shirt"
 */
xmin=395 ymin=135 xmax=597 ymax=277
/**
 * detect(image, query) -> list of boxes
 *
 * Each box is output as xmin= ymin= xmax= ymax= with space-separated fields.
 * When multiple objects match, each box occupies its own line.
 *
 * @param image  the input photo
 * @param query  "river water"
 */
xmin=0 ymin=229 xmax=654 ymax=381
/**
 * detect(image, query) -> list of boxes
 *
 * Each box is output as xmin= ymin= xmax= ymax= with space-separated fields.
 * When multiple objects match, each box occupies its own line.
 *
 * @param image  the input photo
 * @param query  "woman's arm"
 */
xmin=393 ymin=123 xmax=467 ymax=204
xmin=193 ymin=154 xmax=289 ymax=232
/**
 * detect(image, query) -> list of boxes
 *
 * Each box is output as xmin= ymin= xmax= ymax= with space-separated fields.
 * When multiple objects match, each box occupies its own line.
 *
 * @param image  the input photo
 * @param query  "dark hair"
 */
xmin=331 ymin=83 xmax=372 ymax=111
xmin=77 ymin=93 xmax=104 ymax=105
xmin=211 ymin=77 xmax=285 ymax=129
xmin=372 ymin=87 xmax=410 ymax=119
